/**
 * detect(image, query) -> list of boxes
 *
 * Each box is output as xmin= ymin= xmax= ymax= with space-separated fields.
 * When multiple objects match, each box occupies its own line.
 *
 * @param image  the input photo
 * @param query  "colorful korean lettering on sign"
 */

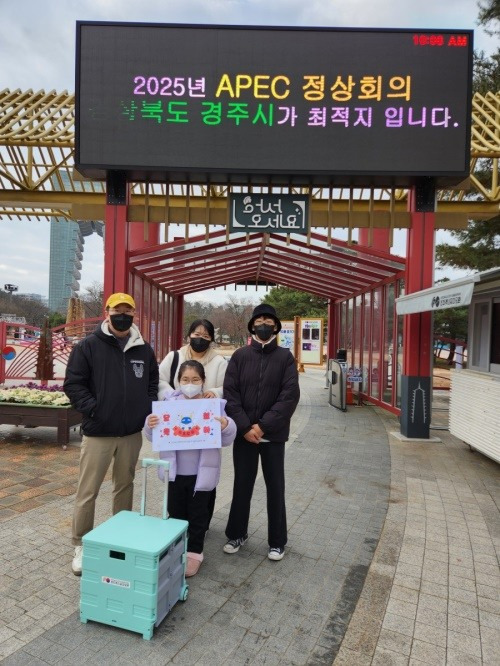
xmin=76 ymin=24 xmax=473 ymax=186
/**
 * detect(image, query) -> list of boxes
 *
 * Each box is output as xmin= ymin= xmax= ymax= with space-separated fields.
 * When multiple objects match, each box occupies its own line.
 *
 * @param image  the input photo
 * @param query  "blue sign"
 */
xmin=347 ymin=366 xmax=363 ymax=383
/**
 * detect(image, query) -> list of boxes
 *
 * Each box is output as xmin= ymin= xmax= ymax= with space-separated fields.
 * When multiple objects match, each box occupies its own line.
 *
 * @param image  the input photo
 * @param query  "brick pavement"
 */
xmin=334 ymin=406 xmax=500 ymax=665
xmin=0 ymin=427 xmax=81 ymax=520
xmin=0 ymin=369 xmax=498 ymax=665
xmin=0 ymin=425 xmax=110 ymax=522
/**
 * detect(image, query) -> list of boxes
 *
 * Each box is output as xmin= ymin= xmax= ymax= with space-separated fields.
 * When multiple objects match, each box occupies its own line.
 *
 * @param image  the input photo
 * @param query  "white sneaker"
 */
xmin=268 ymin=547 xmax=285 ymax=561
xmin=223 ymin=535 xmax=248 ymax=554
xmin=72 ymin=545 xmax=83 ymax=576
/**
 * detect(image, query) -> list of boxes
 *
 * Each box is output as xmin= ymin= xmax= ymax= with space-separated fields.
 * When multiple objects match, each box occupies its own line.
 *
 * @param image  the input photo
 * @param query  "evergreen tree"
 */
xmin=472 ymin=50 xmax=500 ymax=94
xmin=434 ymin=306 xmax=469 ymax=364
xmin=436 ymin=3 xmax=500 ymax=272
xmin=436 ymin=219 xmax=500 ymax=271
xmin=477 ymin=0 xmax=500 ymax=34
xmin=262 ymin=287 xmax=328 ymax=320
xmin=47 ymin=312 xmax=65 ymax=327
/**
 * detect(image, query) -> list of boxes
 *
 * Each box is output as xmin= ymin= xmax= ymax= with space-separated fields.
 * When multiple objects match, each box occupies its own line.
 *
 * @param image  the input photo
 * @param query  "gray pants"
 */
xmin=72 ymin=432 xmax=142 ymax=545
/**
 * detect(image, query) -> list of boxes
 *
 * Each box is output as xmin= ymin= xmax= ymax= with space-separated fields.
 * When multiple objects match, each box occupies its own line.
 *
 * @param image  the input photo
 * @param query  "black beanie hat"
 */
xmin=248 ymin=304 xmax=282 ymax=334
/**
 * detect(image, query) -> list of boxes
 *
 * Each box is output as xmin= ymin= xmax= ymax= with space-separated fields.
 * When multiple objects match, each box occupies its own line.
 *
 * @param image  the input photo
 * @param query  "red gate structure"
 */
xmin=0 ymin=320 xmax=100 ymax=384
xmin=2 ymin=25 xmax=498 ymax=439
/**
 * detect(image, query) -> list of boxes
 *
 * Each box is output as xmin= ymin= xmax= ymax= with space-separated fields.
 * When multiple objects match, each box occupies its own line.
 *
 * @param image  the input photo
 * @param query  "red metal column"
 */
xmin=327 ymin=300 xmax=336 ymax=360
xmin=403 ymin=218 xmax=434 ymax=376
xmin=128 ymin=221 xmax=160 ymax=347
xmin=159 ymin=291 xmax=166 ymax=359
xmin=140 ymin=278 xmax=146 ymax=338
xmin=358 ymin=228 xmax=391 ymax=251
xmin=367 ymin=291 xmax=373 ymax=398
xmin=0 ymin=322 xmax=7 ymax=384
xmin=174 ymin=295 xmax=184 ymax=349
xmin=166 ymin=295 xmax=173 ymax=352
xmin=169 ymin=296 xmax=175 ymax=350
xmin=128 ymin=222 xmax=160 ymax=250
xmin=104 ymin=201 xmax=129 ymax=297
xmin=400 ymin=186 xmax=435 ymax=438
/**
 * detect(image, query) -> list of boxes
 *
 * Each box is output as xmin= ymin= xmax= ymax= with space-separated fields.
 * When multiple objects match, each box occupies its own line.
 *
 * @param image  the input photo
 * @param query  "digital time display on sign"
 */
xmin=75 ymin=23 xmax=473 ymax=186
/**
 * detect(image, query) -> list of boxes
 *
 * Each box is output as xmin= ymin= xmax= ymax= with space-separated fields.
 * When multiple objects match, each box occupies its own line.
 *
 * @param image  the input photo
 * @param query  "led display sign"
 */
xmin=75 ymin=22 xmax=473 ymax=186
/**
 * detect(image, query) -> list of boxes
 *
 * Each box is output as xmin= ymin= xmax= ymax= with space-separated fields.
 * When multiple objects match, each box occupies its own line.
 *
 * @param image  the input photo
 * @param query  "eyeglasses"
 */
xmin=179 ymin=376 xmax=203 ymax=384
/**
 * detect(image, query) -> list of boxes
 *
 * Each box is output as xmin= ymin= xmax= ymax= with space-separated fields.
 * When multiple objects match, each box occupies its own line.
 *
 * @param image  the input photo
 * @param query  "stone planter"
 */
xmin=0 ymin=403 xmax=81 ymax=448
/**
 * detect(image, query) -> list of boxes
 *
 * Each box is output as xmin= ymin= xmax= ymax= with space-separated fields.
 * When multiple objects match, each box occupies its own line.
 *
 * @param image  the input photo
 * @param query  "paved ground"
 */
xmin=0 ymin=369 xmax=498 ymax=665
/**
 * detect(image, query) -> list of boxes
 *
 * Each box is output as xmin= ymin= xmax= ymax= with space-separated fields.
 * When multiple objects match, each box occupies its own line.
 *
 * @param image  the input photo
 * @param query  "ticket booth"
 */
xmin=396 ymin=267 xmax=500 ymax=463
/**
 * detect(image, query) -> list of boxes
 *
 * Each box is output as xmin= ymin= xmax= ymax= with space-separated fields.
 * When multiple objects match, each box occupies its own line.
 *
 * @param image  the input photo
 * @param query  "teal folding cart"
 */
xmin=80 ymin=459 xmax=189 ymax=640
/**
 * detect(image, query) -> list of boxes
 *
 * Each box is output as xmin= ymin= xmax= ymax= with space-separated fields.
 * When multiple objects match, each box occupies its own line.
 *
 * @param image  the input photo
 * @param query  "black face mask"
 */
xmin=110 ymin=313 xmax=134 ymax=332
xmin=254 ymin=324 xmax=275 ymax=341
xmin=190 ymin=337 xmax=211 ymax=353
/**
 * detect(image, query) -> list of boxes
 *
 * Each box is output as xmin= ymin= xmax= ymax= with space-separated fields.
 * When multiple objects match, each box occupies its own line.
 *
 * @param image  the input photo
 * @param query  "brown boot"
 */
xmin=186 ymin=552 xmax=203 ymax=577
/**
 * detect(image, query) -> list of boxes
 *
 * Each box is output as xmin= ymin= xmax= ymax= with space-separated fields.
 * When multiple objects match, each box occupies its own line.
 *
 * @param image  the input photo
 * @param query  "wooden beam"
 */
xmin=0 ymin=188 xmax=496 ymax=227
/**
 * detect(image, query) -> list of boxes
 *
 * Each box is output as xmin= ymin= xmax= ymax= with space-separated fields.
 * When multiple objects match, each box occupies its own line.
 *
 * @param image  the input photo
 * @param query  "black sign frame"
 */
xmin=75 ymin=22 xmax=473 ymax=187
xmin=229 ymin=193 xmax=309 ymax=234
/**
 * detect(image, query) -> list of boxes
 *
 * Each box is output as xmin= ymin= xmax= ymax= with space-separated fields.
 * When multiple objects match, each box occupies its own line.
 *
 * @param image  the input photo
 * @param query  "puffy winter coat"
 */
xmin=64 ymin=322 xmax=159 ymax=437
xmin=158 ymin=345 xmax=227 ymax=400
xmin=223 ymin=337 xmax=300 ymax=442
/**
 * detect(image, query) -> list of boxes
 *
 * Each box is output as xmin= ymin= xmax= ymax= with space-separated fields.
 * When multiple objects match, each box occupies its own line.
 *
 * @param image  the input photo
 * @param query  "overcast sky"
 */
xmin=0 ymin=0 xmax=494 ymax=303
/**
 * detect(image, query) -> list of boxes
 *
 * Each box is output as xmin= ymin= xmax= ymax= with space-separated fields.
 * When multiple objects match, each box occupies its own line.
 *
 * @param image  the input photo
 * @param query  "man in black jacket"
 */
xmin=223 ymin=304 xmax=300 ymax=561
xmin=64 ymin=292 xmax=158 ymax=575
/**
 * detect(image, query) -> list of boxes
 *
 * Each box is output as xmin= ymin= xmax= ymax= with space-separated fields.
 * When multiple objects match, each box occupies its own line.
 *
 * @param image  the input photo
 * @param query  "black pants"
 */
xmin=168 ymin=475 xmax=210 ymax=554
xmin=225 ymin=437 xmax=287 ymax=549
xmin=207 ymin=488 xmax=216 ymax=529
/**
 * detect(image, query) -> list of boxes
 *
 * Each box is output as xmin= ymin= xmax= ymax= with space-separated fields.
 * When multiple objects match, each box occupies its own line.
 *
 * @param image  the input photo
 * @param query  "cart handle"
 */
xmin=140 ymin=458 xmax=170 ymax=520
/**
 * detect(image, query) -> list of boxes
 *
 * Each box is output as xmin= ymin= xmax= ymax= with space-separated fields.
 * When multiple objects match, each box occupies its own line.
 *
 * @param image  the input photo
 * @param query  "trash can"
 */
xmin=336 ymin=348 xmax=347 ymax=362
xmin=328 ymin=354 xmax=347 ymax=412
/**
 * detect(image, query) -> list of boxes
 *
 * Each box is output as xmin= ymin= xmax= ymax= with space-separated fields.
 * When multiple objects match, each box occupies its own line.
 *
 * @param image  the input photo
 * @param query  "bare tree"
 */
xmin=0 ymin=293 xmax=50 ymax=328
xmin=81 ymin=281 xmax=104 ymax=318
xmin=218 ymin=295 xmax=257 ymax=345
xmin=183 ymin=300 xmax=216 ymax=336
xmin=0 ymin=291 xmax=25 ymax=318
xmin=181 ymin=295 xmax=257 ymax=345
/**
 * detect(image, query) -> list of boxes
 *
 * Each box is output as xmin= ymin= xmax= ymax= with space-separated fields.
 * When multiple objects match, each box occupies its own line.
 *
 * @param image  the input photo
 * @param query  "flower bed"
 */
xmin=0 ymin=385 xmax=70 ymax=406
xmin=0 ymin=384 xmax=80 ymax=448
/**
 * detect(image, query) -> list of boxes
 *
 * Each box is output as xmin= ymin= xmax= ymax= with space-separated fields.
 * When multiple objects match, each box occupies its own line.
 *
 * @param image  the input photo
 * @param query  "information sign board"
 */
xmin=76 ymin=23 xmax=473 ymax=186
xmin=279 ymin=321 xmax=295 ymax=354
xmin=299 ymin=318 xmax=323 ymax=365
